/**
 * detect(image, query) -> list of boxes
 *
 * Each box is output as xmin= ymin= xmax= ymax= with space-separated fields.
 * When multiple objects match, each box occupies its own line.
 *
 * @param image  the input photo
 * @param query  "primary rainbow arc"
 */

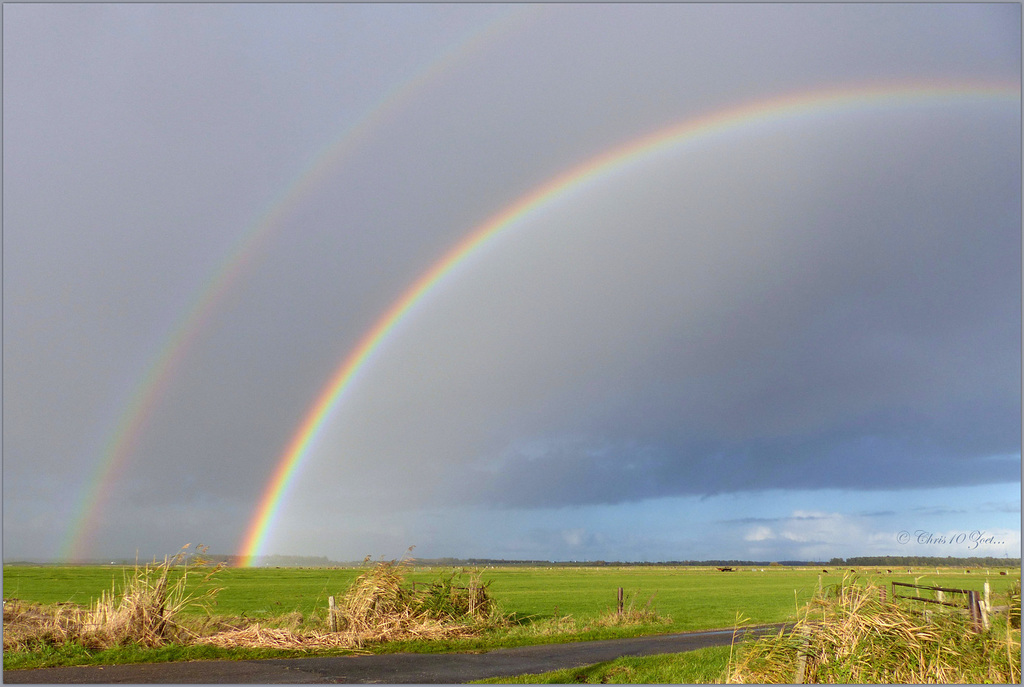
xmin=239 ymin=80 xmax=1018 ymax=566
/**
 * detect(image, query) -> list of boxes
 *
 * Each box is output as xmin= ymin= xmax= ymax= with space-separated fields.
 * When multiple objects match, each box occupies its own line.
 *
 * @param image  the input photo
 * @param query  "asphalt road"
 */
xmin=3 ymin=625 xmax=787 ymax=684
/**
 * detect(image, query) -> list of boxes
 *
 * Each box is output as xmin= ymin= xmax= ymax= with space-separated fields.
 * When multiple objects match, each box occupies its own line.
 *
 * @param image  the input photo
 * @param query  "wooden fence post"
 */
xmin=982 ymin=582 xmax=991 ymax=630
xmin=469 ymin=584 xmax=476 ymax=615
xmin=794 ymin=626 xmax=811 ymax=684
xmin=968 ymin=591 xmax=982 ymax=633
xmin=617 ymin=587 xmax=624 ymax=616
xmin=328 ymin=595 xmax=338 ymax=632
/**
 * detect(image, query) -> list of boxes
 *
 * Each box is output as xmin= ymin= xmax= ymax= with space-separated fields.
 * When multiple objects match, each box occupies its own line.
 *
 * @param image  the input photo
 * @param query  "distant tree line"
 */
xmin=10 ymin=553 xmax=1016 ymax=568
xmin=827 ymin=555 xmax=1019 ymax=568
xmin=257 ymin=554 xmax=335 ymax=567
xmin=413 ymin=558 xmax=827 ymax=567
xmin=412 ymin=556 xmax=1020 ymax=568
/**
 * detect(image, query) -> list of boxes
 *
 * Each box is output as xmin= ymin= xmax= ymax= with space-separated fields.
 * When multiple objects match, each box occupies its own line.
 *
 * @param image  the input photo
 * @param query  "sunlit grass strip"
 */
xmin=472 ymin=645 xmax=733 ymax=684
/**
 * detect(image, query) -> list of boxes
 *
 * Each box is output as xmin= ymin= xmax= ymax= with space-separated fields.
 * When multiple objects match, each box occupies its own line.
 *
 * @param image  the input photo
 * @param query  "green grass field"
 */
xmin=5 ymin=563 xmax=1018 ymax=630
xmin=4 ymin=563 xmax=1019 ymax=673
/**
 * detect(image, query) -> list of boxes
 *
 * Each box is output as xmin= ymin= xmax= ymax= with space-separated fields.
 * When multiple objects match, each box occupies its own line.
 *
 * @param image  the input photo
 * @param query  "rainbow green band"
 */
xmin=237 ymin=81 xmax=1020 ymax=566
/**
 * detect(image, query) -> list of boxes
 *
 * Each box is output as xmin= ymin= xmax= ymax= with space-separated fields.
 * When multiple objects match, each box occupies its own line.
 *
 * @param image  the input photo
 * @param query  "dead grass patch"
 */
xmin=3 ymin=600 xmax=92 ymax=651
xmin=726 ymin=576 xmax=1021 ymax=683
xmin=3 ymin=544 xmax=223 ymax=652
xmin=197 ymin=551 xmax=505 ymax=650
xmin=198 ymin=624 xmax=358 ymax=651
xmin=326 ymin=553 xmax=503 ymax=647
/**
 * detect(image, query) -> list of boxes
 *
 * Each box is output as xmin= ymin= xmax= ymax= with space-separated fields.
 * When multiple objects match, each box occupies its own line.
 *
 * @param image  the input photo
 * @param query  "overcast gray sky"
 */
xmin=3 ymin=3 xmax=1020 ymax=564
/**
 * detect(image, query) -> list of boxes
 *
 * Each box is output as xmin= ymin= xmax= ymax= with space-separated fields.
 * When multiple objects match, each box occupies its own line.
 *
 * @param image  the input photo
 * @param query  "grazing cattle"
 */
xmin=822 ymin=569 xmax=828 ymax=573
xmin=886 ymin=569 xmax=893 ymax=573
xmin=850 ymin=569 xmax=857 ymax=573
xmin=717 ymin=567 xmax=735 ymax=572
xmin=1000 ymin=571 xmax=1008 ymax=575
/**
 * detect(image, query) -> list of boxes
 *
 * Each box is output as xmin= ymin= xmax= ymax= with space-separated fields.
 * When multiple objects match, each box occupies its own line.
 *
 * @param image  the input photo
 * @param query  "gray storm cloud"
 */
xmin=3 ymin=2 xmax=1018 ymax=560
xmin=297 ymin=101 xmax=1020 ymax=512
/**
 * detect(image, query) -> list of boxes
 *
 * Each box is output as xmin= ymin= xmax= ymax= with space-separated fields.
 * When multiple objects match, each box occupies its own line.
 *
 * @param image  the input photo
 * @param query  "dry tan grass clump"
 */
xmin=199 ymin=624 xmax=359 ymax=651
xmin=328 ymin=555 xmax=501 ymax=648
xmin=726 ymin=578 xmax=1021 ymax=684
xmin=84 ymin=551 xmax=223 ymax=647
xmin=4 ymin=544 xmax=224 ymax=652
xmin=3 ymin=600 xmax=91 ymax=651
xmin=199 ymin=553 xmax=506 ymax=651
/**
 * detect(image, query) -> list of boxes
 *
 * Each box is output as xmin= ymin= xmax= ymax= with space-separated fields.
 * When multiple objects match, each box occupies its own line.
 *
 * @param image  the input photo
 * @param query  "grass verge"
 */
xmin=2 ymin=641 xmax=309 ymax=671
xmin=473 ymin=645 xmax=733 ymax=684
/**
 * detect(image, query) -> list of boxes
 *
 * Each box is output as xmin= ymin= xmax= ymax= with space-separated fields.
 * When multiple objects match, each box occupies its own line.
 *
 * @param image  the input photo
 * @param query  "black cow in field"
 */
xmin=717 ymin=567 xmax=735 ymax=572
xmin=821 ymin=569 xmax=828 ymax=573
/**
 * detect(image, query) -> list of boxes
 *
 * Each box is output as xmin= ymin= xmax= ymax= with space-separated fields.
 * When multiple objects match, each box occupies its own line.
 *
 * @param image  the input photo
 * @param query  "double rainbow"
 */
xmin=237 ymin=80 xmax=1020 ymax=565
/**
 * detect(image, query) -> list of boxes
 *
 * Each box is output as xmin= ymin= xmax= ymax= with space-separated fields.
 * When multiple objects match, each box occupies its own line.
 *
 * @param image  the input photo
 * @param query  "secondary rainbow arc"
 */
xmin=238 ymin=80 xmax=1020 ymax=566
xmin=57 ymin=7 xmax=535 ymax=562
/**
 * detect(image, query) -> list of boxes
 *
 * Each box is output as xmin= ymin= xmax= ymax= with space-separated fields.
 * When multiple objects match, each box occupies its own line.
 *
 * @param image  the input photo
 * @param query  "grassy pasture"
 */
xmin=4 ymin=566 xmax=362 ymax=621
xmin=5 ymin=564 xmax=1019 ymax=633
xmin=3 ymin=564 xmax=1020 ymax=673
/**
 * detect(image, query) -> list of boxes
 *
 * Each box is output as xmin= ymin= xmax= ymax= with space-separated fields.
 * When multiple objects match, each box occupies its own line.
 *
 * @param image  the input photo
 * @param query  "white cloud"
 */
xmin=745 ymin=526 xmax=774 ymax=542
xmin=561 ymin=528 xmax=588 ymax=549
